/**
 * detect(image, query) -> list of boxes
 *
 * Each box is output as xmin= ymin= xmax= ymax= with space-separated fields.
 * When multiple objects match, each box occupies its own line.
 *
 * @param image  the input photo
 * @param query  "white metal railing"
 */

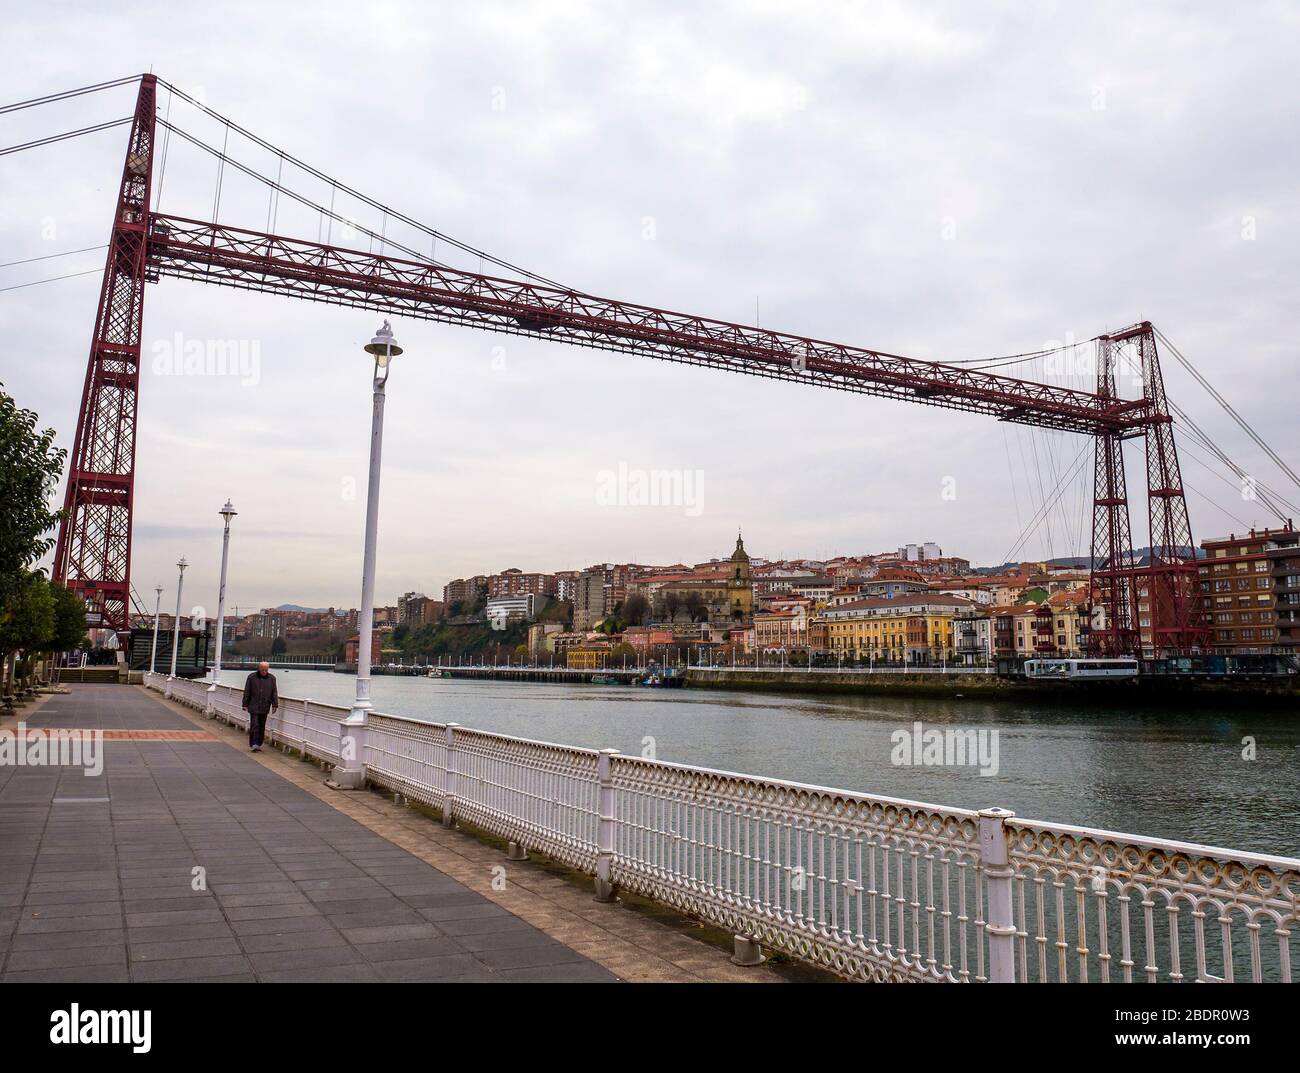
xmin=142 ymin=673 xmax=1300 ymax=983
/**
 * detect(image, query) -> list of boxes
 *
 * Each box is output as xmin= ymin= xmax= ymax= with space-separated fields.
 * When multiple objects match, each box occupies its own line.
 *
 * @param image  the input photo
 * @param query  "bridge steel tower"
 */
xmin=52 ymin=75 xmax=157 ymax=634
xmin=1089 ymin=325 xmax=1208 ymax=657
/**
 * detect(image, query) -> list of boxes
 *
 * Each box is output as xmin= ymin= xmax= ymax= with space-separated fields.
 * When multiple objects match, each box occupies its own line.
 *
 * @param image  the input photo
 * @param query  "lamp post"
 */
xmin=208 ymin=500 xmax=237 ymax=693
xmin=333 ymin=321 xmax=402 ymax=790
xmin=168 ymin=557 xmax=188 ymax=680
xmin=149 ymin=585 xmax=164 ymax=673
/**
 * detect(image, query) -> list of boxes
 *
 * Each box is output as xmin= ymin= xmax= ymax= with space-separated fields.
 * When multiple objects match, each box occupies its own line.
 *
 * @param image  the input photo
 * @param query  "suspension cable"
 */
xmin=0 ymin=75 xmax=140 ymax=116
xmin=155 ymin=78 xmax=568 ymax=288
xmin=1001 ymin=440 xmax=1092 ymax=565
xmin=1170 ymin=400 xmax=1298 ymax=519
xmin=0 ymin=268 xmax=102 ymax=293
xmin=154 ymin=117 xmax=448 ymax=272
xmin=1155 ymin=327 xmax=1300 ymax=493
xmin=0 ymin=244 xmax=107 ymax=269
xmin=0 ymin=117 xmax=131 ymax=157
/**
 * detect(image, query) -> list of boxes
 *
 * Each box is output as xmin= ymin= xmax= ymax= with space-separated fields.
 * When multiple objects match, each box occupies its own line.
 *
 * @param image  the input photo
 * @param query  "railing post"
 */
xmin=979 ymin=806 xmax=1017 ymax=983
xmin=328 ymin=707 xmax=368 ymax=790
xmin=442 ymin=723 xmax=459 ymax=827
xmin=594 ymin=749 xmax=619 ymax=902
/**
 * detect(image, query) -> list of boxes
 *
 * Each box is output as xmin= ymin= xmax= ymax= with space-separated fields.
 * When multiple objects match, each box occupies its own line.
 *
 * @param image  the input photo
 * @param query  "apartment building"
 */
xmin=572 ymin=569 xmax=608 ymax=630
xmin=489 ymin=568 xmax=558 ymax=599
xmin=1199 ymin=523 xmax=1299 ymax=654
xmin=819 ymin=594 xmax=975 ymax=663
xmin=442 ymin=576 xmax=487 ymax=607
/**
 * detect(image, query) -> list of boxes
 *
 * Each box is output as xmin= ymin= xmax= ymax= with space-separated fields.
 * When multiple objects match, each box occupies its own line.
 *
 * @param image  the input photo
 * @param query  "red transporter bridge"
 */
xmin=50 ymin=74 xmax=1206 ymax=657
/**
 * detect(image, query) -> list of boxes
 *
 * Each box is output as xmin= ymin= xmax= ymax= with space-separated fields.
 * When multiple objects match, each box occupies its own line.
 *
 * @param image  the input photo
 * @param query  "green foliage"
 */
xmin=0 ymin=384 xmax=66 ymax=606
xmin=49 ymin=581 xmax=90 ymax=651
xmin=535 ymin=599 xmax=573 ymax=627
xmin=270 ymin=636 xmax=288 ymax=656
xmin=396 ymin=618 xmax=529 ymax=660
xmin=0 ymin=571 xmax=55 ymax=656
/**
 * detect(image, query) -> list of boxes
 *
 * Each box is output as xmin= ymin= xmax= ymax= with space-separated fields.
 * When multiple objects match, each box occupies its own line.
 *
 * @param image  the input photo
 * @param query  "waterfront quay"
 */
xmin=159 ymin=672 xmax=1299 ymax=983
xmin=0 ymin=685 xmax=787 ymax=984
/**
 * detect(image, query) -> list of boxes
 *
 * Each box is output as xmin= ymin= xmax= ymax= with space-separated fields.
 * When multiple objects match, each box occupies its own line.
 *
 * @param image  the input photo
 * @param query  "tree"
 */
xmin=49 ymin=581 xmax=90 ymax=652
xmin=0 ymin=571 xmax=55 ymax=691
xmin=0 ymin=385 xmax=65 ymax=605
xmin=270 ymin=637 xmax=287 ymax=656
xmin=664 ymin=591 xmax=683 ymax=622
xmin=622 ymin=593 xmax=650 ymax=627
xmin=684 ymin=591 xmax=706 ymax=623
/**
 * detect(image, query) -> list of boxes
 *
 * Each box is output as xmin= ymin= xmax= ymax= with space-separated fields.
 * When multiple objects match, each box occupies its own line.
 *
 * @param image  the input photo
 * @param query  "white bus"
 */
xmin=1024 ymin=658 xmax=1139 ymax=680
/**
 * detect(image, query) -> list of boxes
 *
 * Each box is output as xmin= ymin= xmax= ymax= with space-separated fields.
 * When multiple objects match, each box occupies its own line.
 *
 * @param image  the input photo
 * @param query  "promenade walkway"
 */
xmin=0 ymin=685 xmax=784 ymax=983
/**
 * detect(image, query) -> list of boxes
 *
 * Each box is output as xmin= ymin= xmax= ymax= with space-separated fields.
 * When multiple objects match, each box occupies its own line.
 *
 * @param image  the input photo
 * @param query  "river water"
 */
xmin=217 ymin=668 xmax=1300 ymax=857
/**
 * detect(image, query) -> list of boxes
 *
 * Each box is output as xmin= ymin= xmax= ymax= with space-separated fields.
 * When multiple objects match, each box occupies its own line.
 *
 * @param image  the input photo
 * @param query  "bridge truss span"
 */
xmin=145 ymin=212 xmax=1138 ymax=436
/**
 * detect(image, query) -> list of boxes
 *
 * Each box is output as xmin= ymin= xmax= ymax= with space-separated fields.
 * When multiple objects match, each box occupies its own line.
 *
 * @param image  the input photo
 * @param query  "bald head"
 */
xmin=258 ymin=661 xmax=270 ymax=674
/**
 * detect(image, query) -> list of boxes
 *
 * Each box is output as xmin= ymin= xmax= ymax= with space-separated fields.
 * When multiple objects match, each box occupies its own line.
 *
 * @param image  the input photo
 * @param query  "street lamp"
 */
xmin=168 ymin=556 xmax=188 ymax=679
xmin=149 ymin=585 xmax=164 ymax=673
xmin=208 ymin=500 xmax=237 ymax=693
xmin=334 ymin=321 xmax=402 ymax=790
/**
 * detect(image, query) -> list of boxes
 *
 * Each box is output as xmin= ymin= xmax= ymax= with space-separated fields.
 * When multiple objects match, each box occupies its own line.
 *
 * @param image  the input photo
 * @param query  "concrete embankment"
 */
xmin=684 ymin=668 xmax=1300 ymax=708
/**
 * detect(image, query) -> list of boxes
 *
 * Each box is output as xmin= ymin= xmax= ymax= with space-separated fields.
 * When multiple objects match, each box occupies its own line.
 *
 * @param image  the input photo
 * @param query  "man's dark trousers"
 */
xmin=249 ymin=710 xmax=269 ymax=748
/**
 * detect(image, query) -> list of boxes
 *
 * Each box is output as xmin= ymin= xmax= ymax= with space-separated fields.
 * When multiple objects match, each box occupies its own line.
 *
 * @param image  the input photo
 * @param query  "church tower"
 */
xmin=728 ymin=531 xmax=753 ymax=623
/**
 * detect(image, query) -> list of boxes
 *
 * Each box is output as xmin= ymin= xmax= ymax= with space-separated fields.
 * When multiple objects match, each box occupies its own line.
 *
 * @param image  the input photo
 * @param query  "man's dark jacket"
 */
xmin=242 ymin=671 xmax=279 ymax=716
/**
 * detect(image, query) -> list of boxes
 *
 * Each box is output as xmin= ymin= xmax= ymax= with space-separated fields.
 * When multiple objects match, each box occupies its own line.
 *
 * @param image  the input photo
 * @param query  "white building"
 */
xmin=899 ymin=542 xmax=943 ymax=562
xmin=486 ymin=593 xmax=540 ymax=630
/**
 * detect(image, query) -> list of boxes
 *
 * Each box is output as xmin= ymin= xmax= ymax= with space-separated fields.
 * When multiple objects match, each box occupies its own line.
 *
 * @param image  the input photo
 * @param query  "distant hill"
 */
xmin=973 ymin=548 xmax=1204 ymax=574
xmin=273 ymin=603 xmax=330 ymax=613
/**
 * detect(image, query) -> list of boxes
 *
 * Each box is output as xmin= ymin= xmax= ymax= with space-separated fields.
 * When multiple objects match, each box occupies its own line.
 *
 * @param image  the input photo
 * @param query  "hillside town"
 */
xmin=207 ymin=524 xmax=1300 ymax=668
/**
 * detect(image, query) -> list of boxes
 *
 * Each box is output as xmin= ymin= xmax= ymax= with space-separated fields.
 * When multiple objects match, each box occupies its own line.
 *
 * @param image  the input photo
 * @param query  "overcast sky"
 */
xmin=2 ymin=1 xmax=1298 ymax=615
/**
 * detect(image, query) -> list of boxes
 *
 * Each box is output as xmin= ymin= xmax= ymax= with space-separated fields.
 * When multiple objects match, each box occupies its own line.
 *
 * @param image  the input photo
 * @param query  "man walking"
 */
xmin=241 ymin=660 xmax=279 ymax=752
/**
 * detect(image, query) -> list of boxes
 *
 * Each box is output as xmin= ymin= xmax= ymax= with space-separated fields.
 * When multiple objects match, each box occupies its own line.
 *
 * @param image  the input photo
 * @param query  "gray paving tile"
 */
xmin=130 ymin=937 xmax=244 ymax=962
xmin=3 ymin=964 xmax=131 ymax=983
xmin=5 ymin=944 xmax=127 ymax=972
xmin=499 ymin=962 xmax=620 ymax=983
xmin=10 ymin=927 xmax=125 ymax=951
xmin=337 ymin=923 xmax=443 ymax=945
xmin=246 ymin=945 xmax=364 ymax=973
xmin=128 ymin=921 xmax=235 ymax=944
xmin=237 ymin=928 xmax=349 ymax=954
xmin=131 ymin=955 xmax=255 ymax=982
xmin=475 ymin=944 xmax=591 ymax=970
xmin=353 ymin=937 xmax=466 ymax=962
xmin=373 ymin=954 xmax=490 ymax=982
xmin=257 ymin=963 xmax=381 ymax=983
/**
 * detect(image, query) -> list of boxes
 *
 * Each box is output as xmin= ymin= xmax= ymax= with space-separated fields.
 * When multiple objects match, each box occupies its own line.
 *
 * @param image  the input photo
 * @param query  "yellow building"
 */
xmin=819 ymin=594 xmax=974 ymax=664
xmin=567 ymin=646 xmax=610 ymax=670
